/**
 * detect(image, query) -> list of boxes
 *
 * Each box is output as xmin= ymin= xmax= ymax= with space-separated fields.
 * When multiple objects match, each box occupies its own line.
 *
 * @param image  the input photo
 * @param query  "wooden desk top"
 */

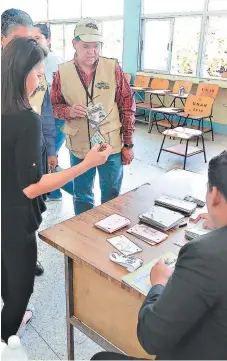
xmin=145 ymin=89 xmax=171 ymax=95
xmin=152 ymin=107 xmax=183 ymax=114
xmin=169 ymin=93 xmax=190 ymax=99
xmin=39 ymin=169 xmax=207 ymax=295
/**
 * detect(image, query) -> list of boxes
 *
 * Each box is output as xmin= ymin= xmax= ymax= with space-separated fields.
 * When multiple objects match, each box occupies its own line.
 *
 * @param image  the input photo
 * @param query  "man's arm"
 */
xmin=51 ymin=71 xmax=72 ymax=121
xmin=41 ymin=89 xmax=56 ymax=157
xmin=115 ymin=63 xmax=136 ymax=145
xmin=137 ymin=242 xmax=220 ymax=356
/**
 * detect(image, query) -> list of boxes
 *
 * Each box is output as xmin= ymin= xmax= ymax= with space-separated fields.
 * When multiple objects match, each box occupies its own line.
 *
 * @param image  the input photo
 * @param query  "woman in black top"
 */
xmin=1 ymin=37 xmax=112 ymax=342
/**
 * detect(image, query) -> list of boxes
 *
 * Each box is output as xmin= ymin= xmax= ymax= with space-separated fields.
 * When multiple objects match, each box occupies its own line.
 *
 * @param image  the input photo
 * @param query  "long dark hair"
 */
xmin=1 ymin=37 xmax=47 ymax=115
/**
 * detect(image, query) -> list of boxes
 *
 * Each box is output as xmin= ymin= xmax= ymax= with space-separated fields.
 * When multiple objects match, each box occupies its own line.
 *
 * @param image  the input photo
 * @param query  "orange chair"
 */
xmin=136 ymin=78 xmax=170 ymax=113
xmin=178 ymin=91 xmax=216 ymax=141
xmin=156 ymin=96 xmax=213 ymax=169
xmin=150 ymin=78 xmax=169 ymax=91
xmin=131 ymin=75 xmax=151 ymax=121
xmin=150 ymin=95 xmax=214 ymax=136
xmin=124 ymin=73 xmax=132 ymax=84
xmin=172 ymin=80 xmax=193 ymax=94
xmin=196 ymin=83 xmax=219 ymax=99
xmin=132 ymin=75 xmax=151 ymax=89
xmin=169 ymin=80 xmax=193 ymax=107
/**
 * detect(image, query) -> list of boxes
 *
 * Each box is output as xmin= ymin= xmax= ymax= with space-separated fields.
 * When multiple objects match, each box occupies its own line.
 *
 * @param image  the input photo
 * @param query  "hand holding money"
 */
xmin=84 ymin=144 xmax=112 ymax=168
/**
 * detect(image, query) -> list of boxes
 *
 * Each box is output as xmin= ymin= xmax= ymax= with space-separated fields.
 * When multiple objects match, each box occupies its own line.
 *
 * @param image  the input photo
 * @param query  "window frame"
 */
xmin=140 ymin=0 xmax=227 ymax=79
xmin=32 ymin=0 xmax=124 ymax=62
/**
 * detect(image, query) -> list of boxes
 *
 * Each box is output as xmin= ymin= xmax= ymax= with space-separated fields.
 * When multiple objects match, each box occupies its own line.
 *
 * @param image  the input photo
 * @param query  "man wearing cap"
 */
xmin=51 ymin=18 xmax=136 ymax=215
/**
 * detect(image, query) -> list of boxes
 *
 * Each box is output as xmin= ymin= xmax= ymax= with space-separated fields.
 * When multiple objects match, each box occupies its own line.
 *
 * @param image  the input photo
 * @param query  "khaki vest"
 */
xmin=29 ymin=75 xmax=47 ymax=115
xmin=59 ymin=56 xmax=122 ymax=159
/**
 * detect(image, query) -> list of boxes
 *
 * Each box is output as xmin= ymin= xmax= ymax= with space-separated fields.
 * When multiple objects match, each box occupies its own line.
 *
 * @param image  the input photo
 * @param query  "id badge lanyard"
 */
xmin=75 ymin=66 xmax=96 ymax=149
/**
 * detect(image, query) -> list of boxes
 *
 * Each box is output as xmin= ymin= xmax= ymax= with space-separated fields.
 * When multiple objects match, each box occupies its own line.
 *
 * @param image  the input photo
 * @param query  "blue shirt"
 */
xmin=41 ymin=89 xmax=56 ymax=156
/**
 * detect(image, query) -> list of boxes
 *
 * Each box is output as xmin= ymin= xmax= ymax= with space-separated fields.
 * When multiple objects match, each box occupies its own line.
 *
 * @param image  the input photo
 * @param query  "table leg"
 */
xmin=184 ymin=140 xmax=189 ymax=170
xmin=157 ymin=95 xmax=165 ymax=107
xmin=65 ymin=255 xmax=75 ymax=360
xmin=157 ymin=135 xmax=166 ymax=162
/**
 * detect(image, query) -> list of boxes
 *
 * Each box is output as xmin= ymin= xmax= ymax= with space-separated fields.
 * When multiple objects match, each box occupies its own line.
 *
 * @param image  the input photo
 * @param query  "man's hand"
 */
xmin=69 ymin=104 xmax=87 ymax=118
xmin=121 ymin=147 xmax=134 ymax=165
xmin=150 ymin=259 xmax=173 ymax=287
xmin=48 ymin=155 xmax=58 ymax=173
xmin=194 ymin=213 xmax=216 ymax=230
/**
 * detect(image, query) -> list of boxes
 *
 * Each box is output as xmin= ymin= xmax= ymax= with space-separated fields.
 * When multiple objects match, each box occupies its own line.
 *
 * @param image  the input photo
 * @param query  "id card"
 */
xmin=90 ymin=131 xmax=105 ymax=146
xmin=87 ymin=102 xmax=106 ymax=127
xmin=107 ymin=235 xmax=142 ymax=256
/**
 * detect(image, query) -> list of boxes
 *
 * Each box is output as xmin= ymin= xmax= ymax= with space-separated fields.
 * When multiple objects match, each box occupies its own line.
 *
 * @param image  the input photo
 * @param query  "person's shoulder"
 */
xmin=180 ymin=226 xmax=227 ymax=267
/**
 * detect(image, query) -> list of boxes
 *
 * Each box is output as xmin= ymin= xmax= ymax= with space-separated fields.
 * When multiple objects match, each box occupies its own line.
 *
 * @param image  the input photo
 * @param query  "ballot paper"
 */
xmin=95 ymin=214 xmax=131 ymax=233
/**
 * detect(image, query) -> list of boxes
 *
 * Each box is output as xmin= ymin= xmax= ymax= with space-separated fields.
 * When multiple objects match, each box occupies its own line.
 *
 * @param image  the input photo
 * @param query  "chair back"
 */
xmin=196 ymin=83 xmax=219 ymax=99
xmin=124 ymin=73 xmax=132 ymax=84
xmin=151 ymin=78 xmax=169 ymax=90
xmin=133 ymin=75 xmax=150 ymax=88
xmin=184 ymin=95 xmax=214 ymax=118
xmin=172 ymin=80 xmax=193 ymax=94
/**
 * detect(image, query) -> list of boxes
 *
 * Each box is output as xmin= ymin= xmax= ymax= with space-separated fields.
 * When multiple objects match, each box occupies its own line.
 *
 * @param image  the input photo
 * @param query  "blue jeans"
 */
xmin=49 ymin=119 xmax=69 ymax=199
xmin=70 ymin=152 xmax=123 ymax=215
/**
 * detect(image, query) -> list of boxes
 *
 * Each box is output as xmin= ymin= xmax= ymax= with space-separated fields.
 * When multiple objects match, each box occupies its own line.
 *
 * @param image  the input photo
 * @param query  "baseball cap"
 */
xmin=74 ymin=18 xmax=103 ymax=43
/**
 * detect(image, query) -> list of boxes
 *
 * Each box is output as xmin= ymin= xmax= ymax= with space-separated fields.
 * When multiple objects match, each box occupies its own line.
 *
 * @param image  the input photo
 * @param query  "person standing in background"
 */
xmin=1 ymin=8 xmax=57 ymax=277
xmin=52 ymin=18 xmax=136 ymax=215
xmin=32 ymin=23 xmax=71 ymax=201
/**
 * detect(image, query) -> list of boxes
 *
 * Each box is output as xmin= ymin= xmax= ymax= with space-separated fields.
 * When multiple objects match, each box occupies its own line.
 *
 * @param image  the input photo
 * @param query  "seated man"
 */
xmin=92 ymin=151 xmax=227 ymax=360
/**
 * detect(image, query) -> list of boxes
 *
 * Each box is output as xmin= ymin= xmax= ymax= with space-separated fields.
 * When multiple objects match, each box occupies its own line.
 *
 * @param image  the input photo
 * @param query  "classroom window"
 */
xmin=143 ymin=19 xmax=171 ymax=72
xmin=48 ymin=0 xmax=81 ymax=20
xmin=143 ymin=0 xmax=205 ymax=14
xmin=3 ymin=0 xmax=48 ymax=21
xmin=101 ymin=20 xmax=124 ymax=64
xmin=81 ymin=0 xmax=124 ymax=17
xmin=141 ymin=0 xmax=227 ymax=78
xmin=202 ymin=16 xmax=227 ymax=78
xmin=50 ymin=24 xmax=64 ymax=59
xmin=171 ymin=17 xmax=202 ymax=76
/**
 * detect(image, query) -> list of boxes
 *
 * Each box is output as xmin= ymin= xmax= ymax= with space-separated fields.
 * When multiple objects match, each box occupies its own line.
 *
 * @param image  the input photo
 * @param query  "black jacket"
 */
xmin=137 ymin=226 xmax=227 ymax=360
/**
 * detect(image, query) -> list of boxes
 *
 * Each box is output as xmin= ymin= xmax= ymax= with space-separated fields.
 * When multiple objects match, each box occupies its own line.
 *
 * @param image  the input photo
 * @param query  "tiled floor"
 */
xmin=21 ymin=123 xmax=227 ymax=360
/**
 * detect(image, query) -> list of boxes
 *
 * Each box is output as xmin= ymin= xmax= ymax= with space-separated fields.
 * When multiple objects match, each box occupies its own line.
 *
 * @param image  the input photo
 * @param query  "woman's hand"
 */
xmin=83 ymin=144 xmax=112 ymax=168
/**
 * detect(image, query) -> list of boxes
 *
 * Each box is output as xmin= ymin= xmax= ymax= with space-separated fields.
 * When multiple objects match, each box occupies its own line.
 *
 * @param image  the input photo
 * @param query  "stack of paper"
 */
xmin=94 ymin=214 xmax=131 ymax=233
xmin=155 ymin=195 xmax=197 ymax=215
xmin=127 ymin=223 xmax=168 ymax=245
xmin=139 ymin=206 xmax=184 ymax=231
xmin=122 ymin=252 xmax=177 ymax=295
xmin=185 ymin=220 xmax=211 ymax=240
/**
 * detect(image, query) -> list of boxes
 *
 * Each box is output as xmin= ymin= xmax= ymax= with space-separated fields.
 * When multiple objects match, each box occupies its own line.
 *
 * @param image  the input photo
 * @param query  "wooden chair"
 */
xmin=169 ymin=80 xmax=193 ymax=107
xmin=177 ymin=94 xmax=215 ymax=141
xmin=133 ymin=75 xmax=151 ymax=89
xmin=150 ymin=78 xmax=169 ymax=91
xmin=196 ymin=83 xmax=219 ymax=99
xmin=136 ymin=78 xmax=170 ymax=123
xmin=124 ymin=73 xmax=132 ymax=84
xmin=157 ymin=127 xmax=207 ymax=170
xmin=131 ymin=75 xmax=151 ymax=121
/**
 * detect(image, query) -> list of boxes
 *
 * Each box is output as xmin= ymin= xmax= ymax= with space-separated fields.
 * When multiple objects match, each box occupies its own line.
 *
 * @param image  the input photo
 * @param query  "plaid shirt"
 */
xmin=51 ymin=57 xmax=136 ymax=144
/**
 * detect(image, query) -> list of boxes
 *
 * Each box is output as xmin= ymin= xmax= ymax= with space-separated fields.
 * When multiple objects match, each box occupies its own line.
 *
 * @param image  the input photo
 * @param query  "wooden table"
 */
xmin=169 ymin=93 xmax=190 ymax=107
xmin=39 ymin=169 xmax=207 ymax=360
xmin=144 ymin=89 xmax=171 ymax=107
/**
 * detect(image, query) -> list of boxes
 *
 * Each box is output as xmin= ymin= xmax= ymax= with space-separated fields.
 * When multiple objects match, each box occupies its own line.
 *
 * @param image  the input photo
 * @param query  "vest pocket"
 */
xmin=99 ymin=120 xmax=122 ymax=135
xmin=63 ymin=126 xmax=79 ymax=151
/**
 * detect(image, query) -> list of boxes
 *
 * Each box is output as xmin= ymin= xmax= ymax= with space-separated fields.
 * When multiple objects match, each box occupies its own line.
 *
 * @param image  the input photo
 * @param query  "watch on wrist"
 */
xmin=124 ymin=143 xmax=134 ymax=149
